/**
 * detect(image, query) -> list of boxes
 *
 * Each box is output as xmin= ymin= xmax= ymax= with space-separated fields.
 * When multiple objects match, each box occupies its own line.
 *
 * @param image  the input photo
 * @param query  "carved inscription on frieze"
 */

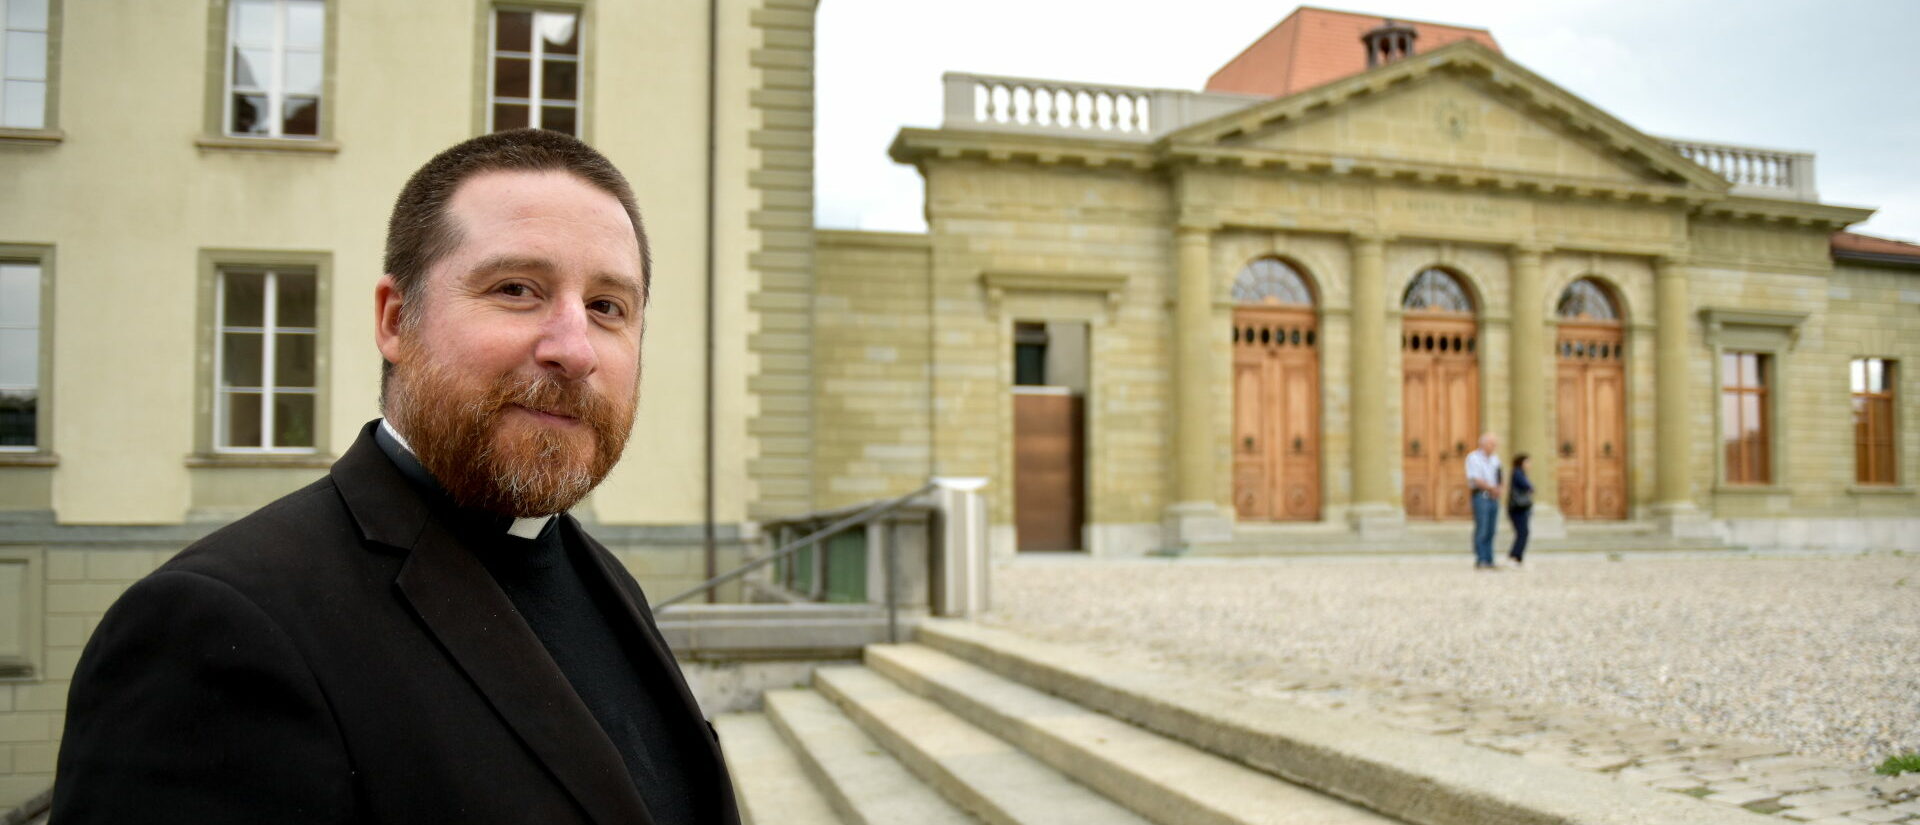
xmin=1387 ymin=190 xmax=1524 ymax=232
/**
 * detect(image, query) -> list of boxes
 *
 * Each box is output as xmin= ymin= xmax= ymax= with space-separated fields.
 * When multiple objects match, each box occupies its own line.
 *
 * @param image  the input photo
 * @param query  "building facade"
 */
xmin=823 ymin=9 xmax=1920 ymax=557
xmin=0 ymin=0 xmax=818 ymax=805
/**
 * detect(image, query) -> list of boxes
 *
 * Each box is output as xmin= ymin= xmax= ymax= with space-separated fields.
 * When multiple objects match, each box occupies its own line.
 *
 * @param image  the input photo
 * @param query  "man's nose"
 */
xmin=534 ymin=301 xmax=599 ymax=380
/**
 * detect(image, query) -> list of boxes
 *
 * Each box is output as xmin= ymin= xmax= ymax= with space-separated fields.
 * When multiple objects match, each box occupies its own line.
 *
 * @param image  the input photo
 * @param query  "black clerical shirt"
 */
xmin=374 ymin=425 xmax=709 ymax=825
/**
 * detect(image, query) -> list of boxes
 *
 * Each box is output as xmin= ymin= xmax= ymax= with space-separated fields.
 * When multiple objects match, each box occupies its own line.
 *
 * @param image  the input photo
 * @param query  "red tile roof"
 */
xmin=1832 ymin=231 xmax=1920 ymax=266
xmin=1206 ymin=6 xmax=1500 ymax=98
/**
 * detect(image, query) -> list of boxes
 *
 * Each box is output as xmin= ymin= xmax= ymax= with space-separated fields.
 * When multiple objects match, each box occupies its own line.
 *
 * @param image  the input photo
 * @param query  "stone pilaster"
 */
xmin=1164 ymin=223 xmax=1232 ymax=546
xmin=1653 ymin=256 xmax=1708 ymax=536
xmin=1347 ymin=232 xmax=1402 ymax=537
xmin=1508 ymin=244 xmax=1565 ymax=538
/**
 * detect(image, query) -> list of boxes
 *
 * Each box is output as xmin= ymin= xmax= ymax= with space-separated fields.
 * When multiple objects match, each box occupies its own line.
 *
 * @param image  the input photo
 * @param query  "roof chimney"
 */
xmin=1362 ymin=18 xmax=1418 ymax=67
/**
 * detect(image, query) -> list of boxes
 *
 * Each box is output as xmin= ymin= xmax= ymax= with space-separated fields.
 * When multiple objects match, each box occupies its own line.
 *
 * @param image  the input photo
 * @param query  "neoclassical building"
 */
xmin=813 ymin=9 xmax=1919 ymax=556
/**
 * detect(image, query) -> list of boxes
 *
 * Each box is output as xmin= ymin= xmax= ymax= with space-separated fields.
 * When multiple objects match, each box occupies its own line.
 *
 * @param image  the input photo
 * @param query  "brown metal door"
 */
xmin=1231 ymin=308 xmax=1320 ymax=521
xmin=1014 ymin=391 xmax=1084 ymax=550
xmin=1555 ymin=323 xmax=1627 ymax=519
xmin=1403 ymin=315 xmax=1479 ymax=521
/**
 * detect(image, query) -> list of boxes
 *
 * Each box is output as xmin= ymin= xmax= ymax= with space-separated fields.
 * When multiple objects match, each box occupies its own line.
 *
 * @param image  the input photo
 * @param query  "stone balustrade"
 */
xmin=941 ymin=72 xmax=1265 ymax=140
xmin=1662 ymin=137 xmax=1818 ymax=199
xmin=937 ymin=72 xmax=1821 ymax=202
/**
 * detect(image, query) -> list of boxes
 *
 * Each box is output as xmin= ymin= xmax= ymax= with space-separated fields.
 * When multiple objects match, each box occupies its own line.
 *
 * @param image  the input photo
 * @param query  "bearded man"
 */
xmin=50 ymin=130 xmax=739 ymax=825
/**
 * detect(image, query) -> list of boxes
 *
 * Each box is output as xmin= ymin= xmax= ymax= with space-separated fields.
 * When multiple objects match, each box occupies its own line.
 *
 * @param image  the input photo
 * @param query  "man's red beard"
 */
xmin=386 ymin=352 xmax=635 ymax=518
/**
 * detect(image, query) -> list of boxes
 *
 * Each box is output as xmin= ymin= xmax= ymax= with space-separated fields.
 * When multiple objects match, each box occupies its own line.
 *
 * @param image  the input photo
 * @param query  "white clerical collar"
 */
xmin=379 ymin=418 xmax=555 ymax=539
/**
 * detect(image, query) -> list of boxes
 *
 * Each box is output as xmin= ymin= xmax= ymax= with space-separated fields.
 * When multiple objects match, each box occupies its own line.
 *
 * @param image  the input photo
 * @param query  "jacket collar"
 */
xmin=331 ymin=421 xmax=656 ymax=825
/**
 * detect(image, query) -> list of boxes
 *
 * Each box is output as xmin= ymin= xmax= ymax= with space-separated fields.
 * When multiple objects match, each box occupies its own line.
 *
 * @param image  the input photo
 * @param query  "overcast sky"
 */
xmin=815 ymin=0 xmax=1920 ymax=242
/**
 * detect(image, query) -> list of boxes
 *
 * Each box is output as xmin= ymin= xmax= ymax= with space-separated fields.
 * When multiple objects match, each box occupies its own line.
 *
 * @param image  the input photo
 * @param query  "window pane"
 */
xmin=537 ymin=12 xmax=579 ymax=55
xmin=0 ymin=389 xmax=33 ymax=447
xmin=540 ymin=105 xmax=576 ymax=135
xmin=233 ymin=47 xmax=272 ymax=90
xmin=1 ymin=79 xmax=43 ymax=129
xmin=542 ymin=60 xmax=578 ymax=101
xmin=223 ymin=272 xmax=266 ymax=326
xmin=0 ymin=264 xmax=39 ymax=326
xmin=492 ymin=102 xmax=528 ymax=131
xmin=1741 ymin=354 xmax=1762 ymax=387
xmin=286 ymin=0 xmax=325 ymax=48
xmin=276 ymin=272 xmax=316 ymax=327
xmin=1721 ymin=353 xmax=1739 ymax=387
xmin=495 ymin=10 xmax=532 ymax=52
xmin=275 ymin=333 xmax=316 ymax=387
xmin=233 ymin=0 xmax=276 ymax=45
xmin=1721 ymin=390 xmax=1741 ymax=440
xmin=0 ymin=328 xmax=36 ymax=387
xmin=1740 ymin=393 xmax=1762 ymax=442
xmin=1868 ymin=359 xmax=1885 ymax=393
xmin=1851 ymin=359 xmax=1866 ymax=393
xmin=223 ymin=391 xmax=263 ymax=448
xmin=6 ymin=0 xmax=48 ymax=30
xmin=282 ymin=96 xmax=319 ymax=136
xmin=494 ymin=56 xmax=530 ymax=98
xmin=285 ymin=50 xmax=322 ymax=95
xmin=222 ymin=332 xmax=263 ymax=387
xmin=4 ymin=31 xmax=47 ymax=81
xmin=230 ymin=94 xmax=268 ymax=135
xmin=273 ymin=393 xmax=315 ymax=447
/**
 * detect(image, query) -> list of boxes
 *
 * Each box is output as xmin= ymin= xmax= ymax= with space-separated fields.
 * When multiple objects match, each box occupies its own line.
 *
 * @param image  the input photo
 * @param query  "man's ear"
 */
xmin=374 ymin=275 xmax=406 ymax=365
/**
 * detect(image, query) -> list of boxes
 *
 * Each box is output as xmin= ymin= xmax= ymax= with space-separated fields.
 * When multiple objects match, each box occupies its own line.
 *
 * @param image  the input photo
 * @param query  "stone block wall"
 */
xmin=922 ymin=161 xmax=1174 ymax=551
xmin=813 ymin=231 xmax=933 ymax=509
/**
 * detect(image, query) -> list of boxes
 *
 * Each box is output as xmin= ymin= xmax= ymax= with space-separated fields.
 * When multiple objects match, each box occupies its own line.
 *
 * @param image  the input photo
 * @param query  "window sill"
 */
xmin=0 ymin=127 xmax=64 ymax=146
xmin=0 ymin=452 xmax=57 ymax=467
xmin=1713 ymin=484 xmax=1789 ymax=495
xmin=187 ymin=453 xmax=334 ymax=469
xmin=195 ymin=135 xmax=341 ymax=155
xmin=1847 ymin=485 xmax=1914 ymax=497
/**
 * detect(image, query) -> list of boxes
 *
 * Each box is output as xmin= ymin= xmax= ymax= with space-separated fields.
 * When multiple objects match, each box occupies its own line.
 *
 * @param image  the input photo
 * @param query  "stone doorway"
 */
xmin=1229 ymin=258 xmax=1321 ymax=522
xmin=1400 ymin=269 xmax=1479 ymax=521
xmin=1555 ymin=279 xmax=1628 ymax=519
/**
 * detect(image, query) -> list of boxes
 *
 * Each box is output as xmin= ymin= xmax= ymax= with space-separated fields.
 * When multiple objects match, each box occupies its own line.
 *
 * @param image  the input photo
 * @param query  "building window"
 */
xmin=226 ymin=0 xmax=324 ymax=138
xmin=1 ymin=0 xmax=49 ymax=129
xmin=1013 ymin=322 xmax=1047 ymax=386
xmin=0 ymin=260 xmax=39 ymax=449
xmin=216 ymin=268 xmax=317 ymax=451
xmin=489 ymin=8 xmax=580 ymax=135
xmin=1721 ymin=351 xmax=1770 ymax=484
xmin=1852 ymin=358 xmax=1896 ymax=485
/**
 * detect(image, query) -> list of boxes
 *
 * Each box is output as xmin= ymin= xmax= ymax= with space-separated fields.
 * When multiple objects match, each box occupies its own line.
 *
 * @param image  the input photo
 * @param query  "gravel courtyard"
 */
xmin=981 ymin=553 xmax=1920 ymax=768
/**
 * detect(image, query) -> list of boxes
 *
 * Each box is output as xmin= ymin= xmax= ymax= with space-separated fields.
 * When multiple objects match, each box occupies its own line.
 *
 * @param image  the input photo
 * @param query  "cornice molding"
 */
xmin=980 ymin=270 xmax=1130 ymax=312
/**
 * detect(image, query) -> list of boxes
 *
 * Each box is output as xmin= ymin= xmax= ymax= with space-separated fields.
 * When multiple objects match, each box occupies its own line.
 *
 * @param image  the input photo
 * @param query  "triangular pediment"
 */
xmin=1166 ymin=41 xmax=1727 ymax=193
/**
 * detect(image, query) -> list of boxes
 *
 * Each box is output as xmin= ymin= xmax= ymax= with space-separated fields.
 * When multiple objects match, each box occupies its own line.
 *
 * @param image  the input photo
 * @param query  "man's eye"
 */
xmin=589 ymin=299 xmax=624 ymax=317
xmin=498 ymin=283 xmax=531 ymax=297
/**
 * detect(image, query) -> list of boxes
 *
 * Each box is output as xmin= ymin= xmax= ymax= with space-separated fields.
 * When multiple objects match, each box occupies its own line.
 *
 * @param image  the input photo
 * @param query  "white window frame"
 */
xmin=223 ymin=0 xmax=323 ymax=139
xmin=486 ymin=7 xmax=582 ymax=134
xmin=214 ymin=268 xmax=318 ymax=453
xmin=0 ymin=259 xmax=40 ymax=452
xmin=0 ymin=0 xmax=51 ymax=130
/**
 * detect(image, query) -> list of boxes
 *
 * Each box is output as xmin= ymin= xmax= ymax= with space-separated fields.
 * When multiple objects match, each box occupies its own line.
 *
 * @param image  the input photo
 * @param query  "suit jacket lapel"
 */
xmin=333 ymin=423 xmax=653 ymax=825
xmin=571 ymin=527 xmax=740 ymax=787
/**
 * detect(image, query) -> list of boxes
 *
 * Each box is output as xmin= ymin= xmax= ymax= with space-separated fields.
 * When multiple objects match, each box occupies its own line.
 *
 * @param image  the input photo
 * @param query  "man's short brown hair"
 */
xmin=381 ymin=129 xmax=649 ymax=393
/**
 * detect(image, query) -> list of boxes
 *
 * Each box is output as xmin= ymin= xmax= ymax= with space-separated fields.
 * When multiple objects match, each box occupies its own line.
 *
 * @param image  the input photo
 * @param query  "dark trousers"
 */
xmin=1508 ymin=506 xmax=1532 ymax=562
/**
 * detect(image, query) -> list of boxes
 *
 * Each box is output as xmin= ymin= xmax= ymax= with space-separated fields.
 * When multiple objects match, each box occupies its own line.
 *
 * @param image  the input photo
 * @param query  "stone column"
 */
xmin=1347 ymin=232 xmax=1401 ymax=536
xmin=1508 ymin=244 xmax=1565 ymax=537
xmin=1165 ymin=223 xmax=1231 ymax=546
xmin=1652 ymin=256 xmax=1707 ymax=536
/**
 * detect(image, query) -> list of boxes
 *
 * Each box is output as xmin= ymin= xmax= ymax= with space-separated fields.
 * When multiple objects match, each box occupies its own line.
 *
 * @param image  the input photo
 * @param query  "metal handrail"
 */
xmin=651 ymin=482 xmax=940 ymax=642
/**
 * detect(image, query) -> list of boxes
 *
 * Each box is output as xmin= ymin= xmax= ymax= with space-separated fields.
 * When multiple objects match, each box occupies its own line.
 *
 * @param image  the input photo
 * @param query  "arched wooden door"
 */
xmin=1555 ymin=279 xmax=1628 ymax=519
xmin=1230 ymin=259 xmax=1320 ymax=521
xmin=1400 ymin=269 xmax=1479 ymax=521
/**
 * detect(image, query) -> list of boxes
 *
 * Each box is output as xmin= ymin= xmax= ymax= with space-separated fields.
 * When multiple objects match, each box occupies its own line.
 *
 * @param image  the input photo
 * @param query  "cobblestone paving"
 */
xmin=982 ymin=552 xmax=1920 ymax=823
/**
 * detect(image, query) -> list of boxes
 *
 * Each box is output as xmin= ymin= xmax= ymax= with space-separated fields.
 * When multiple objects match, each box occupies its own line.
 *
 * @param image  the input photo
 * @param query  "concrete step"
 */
xmin=713 ymin=712 xmax=844 ymax=825
xmin=863 ymin=643 xmax=1397 ymax=825
xmin=915 ymin=620 xmax=1777 ymax=825
xmin=763 ymin=688 xmax=980 ymax=825
xmin=812 ymin=665 xmax=1154 ymax=825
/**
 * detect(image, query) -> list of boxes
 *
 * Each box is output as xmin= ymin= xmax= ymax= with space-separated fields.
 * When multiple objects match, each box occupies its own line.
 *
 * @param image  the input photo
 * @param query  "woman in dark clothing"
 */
xmin=1508 ymin=453 xmax=1534 ymax=566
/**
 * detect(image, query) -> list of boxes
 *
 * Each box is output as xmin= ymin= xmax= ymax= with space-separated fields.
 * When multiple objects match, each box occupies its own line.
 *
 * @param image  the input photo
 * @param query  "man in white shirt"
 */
xmin=1465 ymin=432 xmax=1503 ymax=569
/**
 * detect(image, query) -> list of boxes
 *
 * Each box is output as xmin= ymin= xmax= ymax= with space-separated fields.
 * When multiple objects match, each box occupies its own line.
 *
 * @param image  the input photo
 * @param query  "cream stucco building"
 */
xmin=0 ymin=0 xmax=818 ymax=805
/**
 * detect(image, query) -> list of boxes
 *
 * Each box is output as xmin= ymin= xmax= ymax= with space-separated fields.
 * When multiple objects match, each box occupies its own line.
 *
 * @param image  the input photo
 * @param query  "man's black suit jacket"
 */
xmin=51 ymin=421 xmax=740 ymax=824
